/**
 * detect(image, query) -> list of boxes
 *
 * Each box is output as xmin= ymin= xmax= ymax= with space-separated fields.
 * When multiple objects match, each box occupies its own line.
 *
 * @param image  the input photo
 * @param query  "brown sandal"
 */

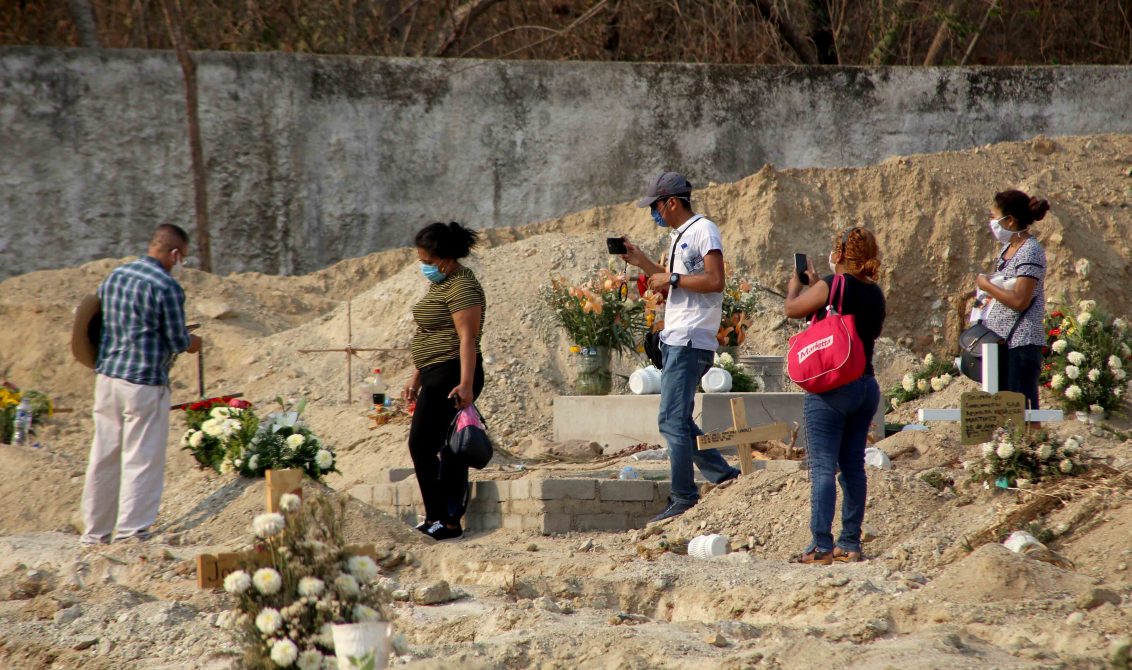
xmin=832 ymin=547 xmax=864 ymax=563
xmin=791 ymin=549 xmax=833 ymax=565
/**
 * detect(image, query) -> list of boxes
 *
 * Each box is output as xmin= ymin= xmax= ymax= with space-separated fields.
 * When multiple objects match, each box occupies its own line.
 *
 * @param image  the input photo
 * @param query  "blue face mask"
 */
xmin=651 ymin=208 xmax=667 ymax=228
xmin=420 ymin=262 xmax=447 ymax=283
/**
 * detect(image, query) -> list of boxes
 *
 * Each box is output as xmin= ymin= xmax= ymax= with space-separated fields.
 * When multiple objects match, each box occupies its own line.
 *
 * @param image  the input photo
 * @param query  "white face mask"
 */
xmin=169 ymin=249 xmax=186 ymax=279
xmin=828 ymin=251 xmax=838 ymax=273
xmin=989 ymin=217 xmax=1015 ymax=244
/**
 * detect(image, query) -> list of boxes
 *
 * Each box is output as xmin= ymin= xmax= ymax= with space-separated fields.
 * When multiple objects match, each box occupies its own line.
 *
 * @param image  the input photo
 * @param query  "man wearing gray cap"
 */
xmin=621 ymin=171 xmax=740 ymax=522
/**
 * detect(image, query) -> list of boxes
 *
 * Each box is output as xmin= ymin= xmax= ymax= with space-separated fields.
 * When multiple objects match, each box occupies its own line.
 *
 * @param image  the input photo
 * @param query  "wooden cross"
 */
xmin=697 ymin=398 xmax=790 ymax=476
xmin=918 ymin=343 xmax=1064 ymax=424
xmin=297 ymin=300 xmax=407 ymax=404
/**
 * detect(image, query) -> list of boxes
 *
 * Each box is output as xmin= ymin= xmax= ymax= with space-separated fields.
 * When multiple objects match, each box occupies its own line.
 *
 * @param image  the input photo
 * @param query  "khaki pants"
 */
xmin=81 ymin=374 xmax=170 ymax=544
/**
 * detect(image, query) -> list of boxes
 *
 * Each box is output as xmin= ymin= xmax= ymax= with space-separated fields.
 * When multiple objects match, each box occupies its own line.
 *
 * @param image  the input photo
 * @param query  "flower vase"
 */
xmin=1089 ymin=410 xmax=1105 ymax=424
xmin=574 ymin=346 xmax=613 ymax=396
xmin=333 ymin=621 xmax=392 ymax=670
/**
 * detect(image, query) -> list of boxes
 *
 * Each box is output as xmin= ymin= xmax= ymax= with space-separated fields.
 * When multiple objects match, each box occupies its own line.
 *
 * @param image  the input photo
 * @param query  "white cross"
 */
xmin=918 ymin=343 xmax=1064 ymax=423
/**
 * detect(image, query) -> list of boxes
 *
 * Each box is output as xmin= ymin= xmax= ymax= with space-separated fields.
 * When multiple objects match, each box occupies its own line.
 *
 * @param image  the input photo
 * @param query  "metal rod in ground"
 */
xmin=197 ymin=344 xmax=205 ymax=399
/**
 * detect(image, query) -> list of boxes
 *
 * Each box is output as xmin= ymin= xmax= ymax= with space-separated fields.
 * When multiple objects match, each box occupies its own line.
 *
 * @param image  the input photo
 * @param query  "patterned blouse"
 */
xmin=984 ymin=237 xmax=1047 ymax=348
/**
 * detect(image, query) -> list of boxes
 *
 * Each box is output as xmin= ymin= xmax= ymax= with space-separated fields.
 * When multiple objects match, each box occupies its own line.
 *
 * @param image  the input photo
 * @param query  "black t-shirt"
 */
xmin=812 ymin=273 xmax=886 ymax=377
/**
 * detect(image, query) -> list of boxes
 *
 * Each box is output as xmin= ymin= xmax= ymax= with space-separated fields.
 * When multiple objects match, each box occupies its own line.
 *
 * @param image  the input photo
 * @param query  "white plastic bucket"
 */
xmin=688 ymin=534 xmax=729 ymax=559
xmin=333 ymin=622 xmax=392 ymax=670
xmin=1003 ymin=531 xmax=1044 ymax=555
xmin=701 ymin=367 xmax=733 ymax=393
xmin=628 ymin=366 xmax=662 ymax=395
xmin=864 ymin=447 xmax=892 ymax=470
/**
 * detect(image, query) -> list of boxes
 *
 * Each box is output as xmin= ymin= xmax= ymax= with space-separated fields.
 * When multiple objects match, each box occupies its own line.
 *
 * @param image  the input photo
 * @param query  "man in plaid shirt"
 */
xmin=81 ymin=224 xmax=201 ymax=545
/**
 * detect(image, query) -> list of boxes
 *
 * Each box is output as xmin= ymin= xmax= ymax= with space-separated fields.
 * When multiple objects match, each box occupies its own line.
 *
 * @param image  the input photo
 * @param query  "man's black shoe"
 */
xmin=649 ymin=499 xmax=695 ymax=523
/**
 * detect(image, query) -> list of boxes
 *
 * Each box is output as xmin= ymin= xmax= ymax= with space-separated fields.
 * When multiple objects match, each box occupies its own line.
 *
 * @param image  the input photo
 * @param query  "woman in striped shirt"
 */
xmin=402 ymin=222 xmax=486 ymax=540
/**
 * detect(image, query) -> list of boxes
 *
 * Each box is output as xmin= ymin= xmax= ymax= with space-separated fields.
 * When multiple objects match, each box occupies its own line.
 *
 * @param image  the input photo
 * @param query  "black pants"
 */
xmin=408 ymin=356 xmax=485 ymax=526
xmin=1003 ymin=344 xmax=1042 ymax=411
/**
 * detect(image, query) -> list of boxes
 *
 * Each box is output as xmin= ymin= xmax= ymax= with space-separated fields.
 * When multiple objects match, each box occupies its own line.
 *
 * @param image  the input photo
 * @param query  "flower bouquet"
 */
xmin=0 ymin=383 xmax=53 ymax=444
xmin=884 ymin=353 xmax=957 ymax=412
xmin=1041 ymin=299 xmax=1132 ymax=417
xmin=717 ymin=266 xmax=763 ymax=350
xmin=181 ymin=396 xmax=259 ymax=473
xmin=542 ymin=269 xmax=653 ymax=394
xmin=966 ymin=426 xmax=1085 ymax=489
xmin=220 ymin=493 xmax=391 ymax=670
xmin=237 ymin=397 xmax=338 ymax=480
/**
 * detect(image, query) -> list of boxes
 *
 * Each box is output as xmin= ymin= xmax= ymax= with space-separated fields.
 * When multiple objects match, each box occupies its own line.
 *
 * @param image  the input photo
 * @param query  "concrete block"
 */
xmin=503 ymin=514 xmax=525 ymax=530
xmin=345 ymin=485 xmax=373 ymax=505
xmin=766 ymin=460 xmax=804 ymax=472
xmin=657 ymin=482 xmax=671 ymax=501
xmin=371 ymin=484 xmax=396 ymax=507
xmin=530 ymin=478 xmax=596 ymax=500
xmin=537 ymin=514 xmax=573 ymax=535
xmin=467 ymin=512 xmax=503 ymax=532
xmin=599 ymin=480 xmax=656 ymax=502
xmin=575 ymin=513 xmax=630 ymax=531
xmin=472 ymin=480 xmax=508 ymax=503
xmin=509 ymin=479 xmax=531 ymax=500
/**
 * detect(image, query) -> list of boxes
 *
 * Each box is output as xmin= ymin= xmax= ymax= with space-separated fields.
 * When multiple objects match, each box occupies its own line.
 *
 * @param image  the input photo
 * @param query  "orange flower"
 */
xmin=739 ymin=280 xmax=752 ymax=293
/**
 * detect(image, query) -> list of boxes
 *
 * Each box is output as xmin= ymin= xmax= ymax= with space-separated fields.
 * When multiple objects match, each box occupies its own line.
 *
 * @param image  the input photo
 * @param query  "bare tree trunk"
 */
xmin=68 ymin=0 xmax=101 ymax=48
xmin=960 ymin=0 xmax=1000 ymax=66
xmin=924 ymin=1 xmax=965 ymax=66
xmin=749 ymin=0 xmax=817 ymax=64
xmin=429 ymin=0 xmax=504 ymax=57
xmin=160 ymin=0 xmax=212 ymax=272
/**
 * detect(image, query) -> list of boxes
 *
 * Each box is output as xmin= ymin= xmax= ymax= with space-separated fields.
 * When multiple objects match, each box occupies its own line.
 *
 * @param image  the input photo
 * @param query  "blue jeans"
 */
xmin=803 ymin=375 xmax=879 ymax=554
xmin=659 ymin=343 xmax=740 ymax=504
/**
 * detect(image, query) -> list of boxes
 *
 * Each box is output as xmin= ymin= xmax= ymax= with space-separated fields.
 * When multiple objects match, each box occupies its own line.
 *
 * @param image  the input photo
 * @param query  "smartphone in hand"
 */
xmin=606 ymin=237 xmax=628 ymax=255
xmin=793 ymin=253 xmax=809 ymax=285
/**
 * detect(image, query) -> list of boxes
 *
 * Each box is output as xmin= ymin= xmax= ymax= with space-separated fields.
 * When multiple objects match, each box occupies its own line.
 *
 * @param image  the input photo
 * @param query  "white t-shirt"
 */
xmin=660 ymin=214 xmax=724 ymax=351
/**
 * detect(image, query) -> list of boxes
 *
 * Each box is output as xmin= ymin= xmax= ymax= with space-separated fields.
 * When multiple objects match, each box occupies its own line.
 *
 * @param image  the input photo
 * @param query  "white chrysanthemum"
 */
xmin=347 ymin=555 xmax=379 ymax=582
xmin=248 ymin=454 xmax=260 ymax=471
xmin=189 ymin=430 xmax=204 ymax=448
xmin=1067 ymin=351 xmax=1085 ymax=366
xmin=996 ymin=442 xmax=1015 ymax=459
xmin=353 ymin=604 xmax=381 ymax=622
xmin=279 ymin=493 xmax=301 ymax=513
xmin=1065 ymin=365 xmax=1081 ymax=380
xmin=233 ymin=458 xmax=243 ymax=469
xmin=1038 ymin=444 xmax=1054 ymax=461
xmin=902 ymin=373 xmax=915 ymax=392
xmin=210 ymin=406 xmax=231 ymax=419
xmin=315 ymin=449 xmax=334 ymax=470
xmin=271 ymin=638 xmax=299 ymax=667
xmin=940 ymin=373 xmax=953 ymax=386
xmin=334 ymin=574 xmax=360 ymax=598
xmin=983 ymin=464 xmax=995 ymax=475
xmin=1051 ymin=339 xmax=1068 ymax=354
xmin=223 ymin=570 xmax=251 ymax=594
xmin=916 ymin=379 xmax=928 ymax=393
xmin=1050 ymin=373 xmax=1066 ymax=390
xmin=317 ymin=623 xmax=335 ymax=647
xmin=1065 ymin=385 xmax=1083 ymax=400
xmin=298 ymin=576 xmax=325 ymax=597
xmin=930 ymin=377 xmax=944 ymax=392
xmin=253 ymin=513 xmax=286 ymax=538
xmin=1063 ymin=437 xmax=1080 ymax=452
xmin=923 ymin=353 xmax=934 ymax=367
xmin=981 ymin=443 xmax=995 ymax=457
xmin=1089 ymin=404 xmax=1104 ymax=414
xmin=1059 ymin=459 xmax=1074 ymax=474
xmin=1115 ymin=318 xmax=1129 ymax=332
xmin=1078 ymin=299 xmax=1096 ymax=313
xmin=286 ymin=433 xmax=305 ymax=449
xmin=253 ymin=567 xmax=282 ymax=595
xmin=1109 ymin=355 xmax=1123 ymax=370
xmin=1115 ymin=368 xmax=1128 ymax=381
xmin=1078 ymin=312 xmax=1092 ymax=326
xmin=297 ymin=650 xmax=324 ymax=670
xmin=1088 ymin=369 xmax=1101 ymax=382
xmin=718 ymin=352 xmax=734 ymax=366
xmin=219 ymin=460 xmax=233 ymax=475
xmin=1122 ymin=343 xmax=1132 ymax=357
xmin=255 ymin=608 xmax=282 ymax=636
xmin=891 ymin=398 xmax=901 ymax=409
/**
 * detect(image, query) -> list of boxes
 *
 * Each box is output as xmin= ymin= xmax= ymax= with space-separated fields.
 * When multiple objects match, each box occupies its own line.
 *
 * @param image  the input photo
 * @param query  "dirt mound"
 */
xmin=923 ymin=543 xmax=1097 ymax=604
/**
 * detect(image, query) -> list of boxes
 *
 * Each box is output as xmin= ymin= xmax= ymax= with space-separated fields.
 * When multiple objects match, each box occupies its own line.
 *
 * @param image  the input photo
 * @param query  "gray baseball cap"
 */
xmin=636 ymin=171 xmax=693 ymax=208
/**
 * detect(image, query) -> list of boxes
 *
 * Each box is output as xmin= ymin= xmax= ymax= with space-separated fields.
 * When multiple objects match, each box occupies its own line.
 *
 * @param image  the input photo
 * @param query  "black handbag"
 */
xmin=445 ymin=406 xmax=493 ymax=470
xmin=959 ymin=300 xmax=1033 ymax=383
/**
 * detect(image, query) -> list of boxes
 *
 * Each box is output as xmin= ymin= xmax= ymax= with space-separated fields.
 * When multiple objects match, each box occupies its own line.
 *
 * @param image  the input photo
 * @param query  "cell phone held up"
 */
xmin=793 ymin=253 xmax=809 ymax=285
xmin=606 ymin=237 xmax=628 ymax=255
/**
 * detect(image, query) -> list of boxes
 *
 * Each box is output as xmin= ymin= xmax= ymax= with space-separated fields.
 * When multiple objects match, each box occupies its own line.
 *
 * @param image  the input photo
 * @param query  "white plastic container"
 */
xmin=628 ymin=366 xmax=662 ymax=395
xmin=333 ymin=621 xmax=392 ymax=670
xmin=1003 ymin=531 xmax=1044 ymax=555
xmin=700 ymin=367 xmax=733 ymax=393
xmin=687 ymin=534 xmax=729 ymax=559
xmin=864 ymin=446 xmax=892 ymax=470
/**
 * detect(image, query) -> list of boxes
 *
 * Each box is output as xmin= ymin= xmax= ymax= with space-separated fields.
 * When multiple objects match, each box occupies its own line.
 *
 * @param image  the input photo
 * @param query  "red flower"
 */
xmin=1051 ymin=311 xmax=1064 ymax=318
xmin=1048 ymin=328 xmax=1061 ymax=337
xmin=228 ymin=398 xmax=251 ymax=409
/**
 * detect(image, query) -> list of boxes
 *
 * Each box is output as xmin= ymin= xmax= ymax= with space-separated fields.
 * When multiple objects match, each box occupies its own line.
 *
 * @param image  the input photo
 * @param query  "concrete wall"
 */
xmin=3 ymin=46 xmax=1131 ymax=278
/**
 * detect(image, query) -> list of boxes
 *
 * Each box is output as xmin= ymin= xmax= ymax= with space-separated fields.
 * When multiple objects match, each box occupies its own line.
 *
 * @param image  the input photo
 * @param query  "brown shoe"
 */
xmin=832 ymin=547 xmax=864 ymax=562
xmin=791 ymin=549 xmax=833 ymax=565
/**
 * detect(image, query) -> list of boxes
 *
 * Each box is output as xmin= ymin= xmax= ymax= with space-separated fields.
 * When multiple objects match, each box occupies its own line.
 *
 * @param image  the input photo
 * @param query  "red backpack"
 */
xmin=786 ymin=274 xmax=866 ymax=394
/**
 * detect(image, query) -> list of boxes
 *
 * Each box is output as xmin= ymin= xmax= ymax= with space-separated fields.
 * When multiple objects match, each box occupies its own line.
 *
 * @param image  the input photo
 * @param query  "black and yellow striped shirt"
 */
xmin=411 ymin=266 xmax=486 ymax=369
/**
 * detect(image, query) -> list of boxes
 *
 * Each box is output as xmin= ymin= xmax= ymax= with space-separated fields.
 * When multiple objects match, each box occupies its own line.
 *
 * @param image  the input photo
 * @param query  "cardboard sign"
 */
xmin=959 ymin=391 xmax=1026 ymax=445
xmin=265 ymin=468 xmax=304 ymax=513
xmin=196 ymin=543 xmax=378 ymax=589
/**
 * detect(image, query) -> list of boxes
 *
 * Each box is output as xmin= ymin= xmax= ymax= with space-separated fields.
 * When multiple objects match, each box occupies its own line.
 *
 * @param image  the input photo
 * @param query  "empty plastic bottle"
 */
xmin=12 ymin=398 xmax=32 ymax=446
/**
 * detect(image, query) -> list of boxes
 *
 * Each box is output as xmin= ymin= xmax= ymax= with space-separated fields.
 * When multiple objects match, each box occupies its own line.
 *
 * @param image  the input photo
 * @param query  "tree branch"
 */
xmin=748 ymin=0 xmax=817 ymax=64
xmin=430 ymin=0 xmax=504 ymax=57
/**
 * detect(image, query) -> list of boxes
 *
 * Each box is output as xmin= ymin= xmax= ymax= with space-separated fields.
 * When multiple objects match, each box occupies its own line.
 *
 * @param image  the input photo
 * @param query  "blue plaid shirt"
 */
xmin=96 ymin=256 xmax=191 ymax=386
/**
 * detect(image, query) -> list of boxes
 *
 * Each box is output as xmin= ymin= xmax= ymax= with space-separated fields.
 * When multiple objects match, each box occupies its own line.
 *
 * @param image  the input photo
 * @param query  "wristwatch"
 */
xmin=668 ymin=273 xmax=680 ymax=288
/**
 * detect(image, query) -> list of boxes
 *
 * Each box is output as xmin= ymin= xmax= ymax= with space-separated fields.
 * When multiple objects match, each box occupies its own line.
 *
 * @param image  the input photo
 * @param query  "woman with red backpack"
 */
xmin=784 ymin=227 xmax=886 ymax=564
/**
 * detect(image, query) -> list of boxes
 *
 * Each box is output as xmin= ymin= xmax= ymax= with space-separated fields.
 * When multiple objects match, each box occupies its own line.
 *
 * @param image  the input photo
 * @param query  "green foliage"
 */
xmin=541 ymin=271 xmax=651 ymax=357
